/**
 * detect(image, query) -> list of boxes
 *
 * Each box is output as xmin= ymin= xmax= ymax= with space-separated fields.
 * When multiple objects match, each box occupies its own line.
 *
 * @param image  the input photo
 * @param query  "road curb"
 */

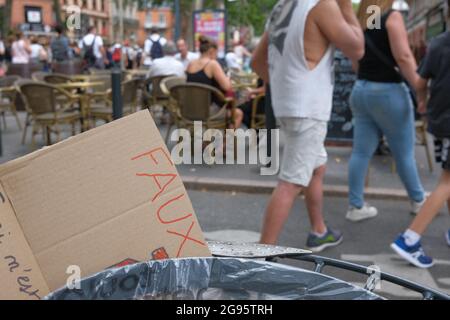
xmin=182 ymin=176 xmax=410 ymax=201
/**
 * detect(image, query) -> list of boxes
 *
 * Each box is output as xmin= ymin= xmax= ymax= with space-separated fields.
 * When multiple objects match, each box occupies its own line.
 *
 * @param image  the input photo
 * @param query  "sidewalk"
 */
xmin=175 ymin=136 xmax=441 ymax=201
xmin=0 ymin=112 xmax=442 ymax=200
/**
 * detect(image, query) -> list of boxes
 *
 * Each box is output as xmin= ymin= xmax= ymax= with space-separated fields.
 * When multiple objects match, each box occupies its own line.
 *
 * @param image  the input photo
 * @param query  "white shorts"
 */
xmin=279 ymin=118 xmax=328 ymax=187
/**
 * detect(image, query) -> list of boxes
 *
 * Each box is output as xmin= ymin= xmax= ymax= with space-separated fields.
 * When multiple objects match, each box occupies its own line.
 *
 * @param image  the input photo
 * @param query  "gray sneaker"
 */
xmin=410 ymin=197 xmax=427 ymax=216
xmin=306 ymin=228 xmax=343 ymax=253
xmin=346 ymin=203 xmax=378 ymax=222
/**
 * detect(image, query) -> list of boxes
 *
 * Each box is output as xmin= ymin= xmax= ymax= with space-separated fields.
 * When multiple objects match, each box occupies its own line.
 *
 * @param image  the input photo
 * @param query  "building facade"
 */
xmin=0 ymin=0 xmax=111 ymax=39
xmin=136 ymin=6 xmax=174 ymax=46
xmin=110 ymin=1 xmax=139 ymax=44
xmin=60 ymin=0 xmax=110 ymax=40
xmin=0 ymin=0 xmax=55 ymax=34
xmin=406 ymin=0 xmax=449 ymax=60
xmin=0 ymin=0 xmax=175 ymax=45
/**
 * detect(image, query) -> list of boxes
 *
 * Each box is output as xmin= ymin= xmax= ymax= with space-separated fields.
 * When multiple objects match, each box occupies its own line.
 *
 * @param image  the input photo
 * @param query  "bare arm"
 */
xmin=386 ymin=11 xmax=419 ymax=87
xmin=315 ymin=0 xmax=365 ymax=61
xmin=40 ymin=47 xmax=48 ymax=61
xmin=24 ymin=40 xmax=32 ymax=54
xmin=242 ymin=46 xmax=252 ymax=58
xmin=211 ymin=61 xmax=232 ymax=92
xmin=416 ymin=76 xmax=428 ymax=114
xmin=351 ymin=60 xmax=359 ymax=73
xmin=250 ymin=32 xmax=269 ymax=83
xmin=249 ymin=85 xmax=266 ymax=96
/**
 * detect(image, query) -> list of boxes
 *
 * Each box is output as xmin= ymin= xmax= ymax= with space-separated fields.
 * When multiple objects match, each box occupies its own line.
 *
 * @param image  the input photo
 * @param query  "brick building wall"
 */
xmin=0 ymin=0 xmax=54 ymax=30
xmin=136 ymin=7 xmax=174 ymax=47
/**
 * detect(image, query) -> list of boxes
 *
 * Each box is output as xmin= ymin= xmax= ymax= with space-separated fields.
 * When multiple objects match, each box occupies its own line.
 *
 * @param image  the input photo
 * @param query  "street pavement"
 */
xmin=175 ymin=139 xmax=442 ymax=197
xmin=188 ymin=189 xmax=450 ymax=299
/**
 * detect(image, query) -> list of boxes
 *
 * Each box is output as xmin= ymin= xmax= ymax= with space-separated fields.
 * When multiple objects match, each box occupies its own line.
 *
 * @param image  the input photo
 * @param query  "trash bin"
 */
xmin=46 ymin=258 xmax=382 ymax=300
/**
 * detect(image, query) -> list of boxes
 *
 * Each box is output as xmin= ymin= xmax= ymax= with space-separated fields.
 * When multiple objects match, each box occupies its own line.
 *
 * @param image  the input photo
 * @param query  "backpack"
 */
xmin=82 ymin=36 xmax=97 ymax=65
xmin=149 ymin=37 xmax=163 ymax=60
xmin=112 ymin=47 xmax=121 ymax=62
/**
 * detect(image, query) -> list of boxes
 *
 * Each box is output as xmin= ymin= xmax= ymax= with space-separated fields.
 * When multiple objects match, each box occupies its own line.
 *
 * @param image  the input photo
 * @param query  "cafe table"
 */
xmin=55 ymin=81 xmax=106 ymax=132
xmin=125 ymin=69 xmax=148 ymax=79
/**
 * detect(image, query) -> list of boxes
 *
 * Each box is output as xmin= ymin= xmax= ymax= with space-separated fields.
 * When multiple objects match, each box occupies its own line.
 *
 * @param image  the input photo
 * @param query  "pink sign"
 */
xmin=194 ymin=10 xmax=227 ymax=58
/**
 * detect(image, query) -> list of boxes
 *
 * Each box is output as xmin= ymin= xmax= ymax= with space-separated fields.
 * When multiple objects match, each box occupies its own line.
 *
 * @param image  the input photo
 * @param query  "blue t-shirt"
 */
xmin=418 ymin=32 xmax=450 ymax=138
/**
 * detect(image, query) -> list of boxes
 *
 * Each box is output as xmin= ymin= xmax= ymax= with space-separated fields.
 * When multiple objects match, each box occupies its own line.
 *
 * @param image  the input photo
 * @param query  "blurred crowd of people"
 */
xmin=0 ymin=24 xmax=264 ymax=146
xmin=0 ymin=25 xmax=255 ymax=72
xmin=0 ymin=27 xmax=81 ymax=75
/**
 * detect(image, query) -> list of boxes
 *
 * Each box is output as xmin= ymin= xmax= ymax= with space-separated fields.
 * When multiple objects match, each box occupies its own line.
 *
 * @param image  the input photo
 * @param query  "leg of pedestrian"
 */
xmin=373 ymin=85 xmax=425 ymax=214
xmin=305 ymin=165 xmax=343 ymax=252
xmin=409 ymin=172 xmax=450 ymax=235
xmin=260 ymin=181 xmax=302 ymax=245
xmin=347 ymin=84 xmax=380 ymax=222
xmin=304 ymin=165 xmax=327 ymax=235
xmin=392 ymin=171 xmax=450 ymax=268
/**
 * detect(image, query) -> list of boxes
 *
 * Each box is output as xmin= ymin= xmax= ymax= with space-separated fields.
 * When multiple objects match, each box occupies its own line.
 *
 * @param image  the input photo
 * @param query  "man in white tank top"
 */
xmin=252 ymin=0 xmax=365 ymax=252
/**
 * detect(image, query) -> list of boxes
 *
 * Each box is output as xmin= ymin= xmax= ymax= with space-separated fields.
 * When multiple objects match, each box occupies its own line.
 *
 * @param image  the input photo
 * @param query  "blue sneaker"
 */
xmin=446 ymin=230 xmax=450 ymax=247
xmin=391 ymin=235 xmax=434 ymax=269
xmin=306 ymin=228 xmax=343 ymax=253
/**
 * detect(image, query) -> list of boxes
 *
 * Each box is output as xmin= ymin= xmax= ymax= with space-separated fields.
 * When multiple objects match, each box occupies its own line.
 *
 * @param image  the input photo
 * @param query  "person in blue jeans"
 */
xmin=347 ymin=2 xmax=426 ymax=222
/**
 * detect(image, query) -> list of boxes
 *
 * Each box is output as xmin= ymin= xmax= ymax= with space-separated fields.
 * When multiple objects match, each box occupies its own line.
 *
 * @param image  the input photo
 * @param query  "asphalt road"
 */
xmin=187 ymin=190 xmax=450 ymax=300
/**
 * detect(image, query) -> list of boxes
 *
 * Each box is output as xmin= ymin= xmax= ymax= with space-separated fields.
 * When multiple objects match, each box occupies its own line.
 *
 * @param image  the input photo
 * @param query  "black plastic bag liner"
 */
xmin=46 ymin=258 xmax=383 ymax=300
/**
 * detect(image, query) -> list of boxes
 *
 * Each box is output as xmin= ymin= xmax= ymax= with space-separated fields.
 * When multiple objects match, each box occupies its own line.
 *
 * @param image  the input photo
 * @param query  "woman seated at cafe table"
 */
xmin=186 ymin=35 xmax=243 ymax=126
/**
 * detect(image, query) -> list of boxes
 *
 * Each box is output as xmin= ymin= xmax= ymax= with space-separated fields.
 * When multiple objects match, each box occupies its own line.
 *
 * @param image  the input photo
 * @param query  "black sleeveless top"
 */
xmin=186 ymin=61 xmax=221 ymax=90
xmin=186 ymin=60 xmax=223 ymax=105
xmin=358 ymin=10 xmax=403 ymax=83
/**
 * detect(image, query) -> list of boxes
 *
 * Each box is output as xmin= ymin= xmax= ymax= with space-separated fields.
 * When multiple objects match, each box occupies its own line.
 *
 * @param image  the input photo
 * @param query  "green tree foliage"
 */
xmin=210 ymin=0 xmax=278 ymax=35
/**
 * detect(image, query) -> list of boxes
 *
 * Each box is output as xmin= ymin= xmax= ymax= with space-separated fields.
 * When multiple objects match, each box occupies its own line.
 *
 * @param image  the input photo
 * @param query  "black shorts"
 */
xmin=434 ymin=138 xmax=450 ymax=171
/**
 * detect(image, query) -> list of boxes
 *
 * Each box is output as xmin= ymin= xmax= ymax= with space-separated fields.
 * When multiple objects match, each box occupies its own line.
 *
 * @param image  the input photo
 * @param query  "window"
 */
xmin=159 ymin=13 xmax=166 ymax=25
xmin=25 ymin=6 xmax=42 ymax=24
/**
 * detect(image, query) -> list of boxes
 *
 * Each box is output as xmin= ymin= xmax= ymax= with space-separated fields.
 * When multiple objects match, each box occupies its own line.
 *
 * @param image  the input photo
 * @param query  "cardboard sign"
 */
xmin=0 ymin=184 xmax=49 ymax=300
xmin=0 ymin=110 xmax=210 ymax=299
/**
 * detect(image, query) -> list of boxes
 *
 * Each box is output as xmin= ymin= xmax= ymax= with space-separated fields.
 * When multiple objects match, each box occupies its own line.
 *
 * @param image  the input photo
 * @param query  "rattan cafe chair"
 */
xmin=31 ymin=71 xmax=50 ymax=82
xmin=168 ymin=82 xmax=234 ymax=132
xmin=0 ymin=75 xmax=22 ymax=130
xmin=160 ymin=76 xmax=187 ymax=143
xmin=16 ymin=80 xmax=80 ymax=148
xmin=89 ymin=79 xmax=140 ymax=126
xmin=250 ymin=93 xmax=266 ymax=130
